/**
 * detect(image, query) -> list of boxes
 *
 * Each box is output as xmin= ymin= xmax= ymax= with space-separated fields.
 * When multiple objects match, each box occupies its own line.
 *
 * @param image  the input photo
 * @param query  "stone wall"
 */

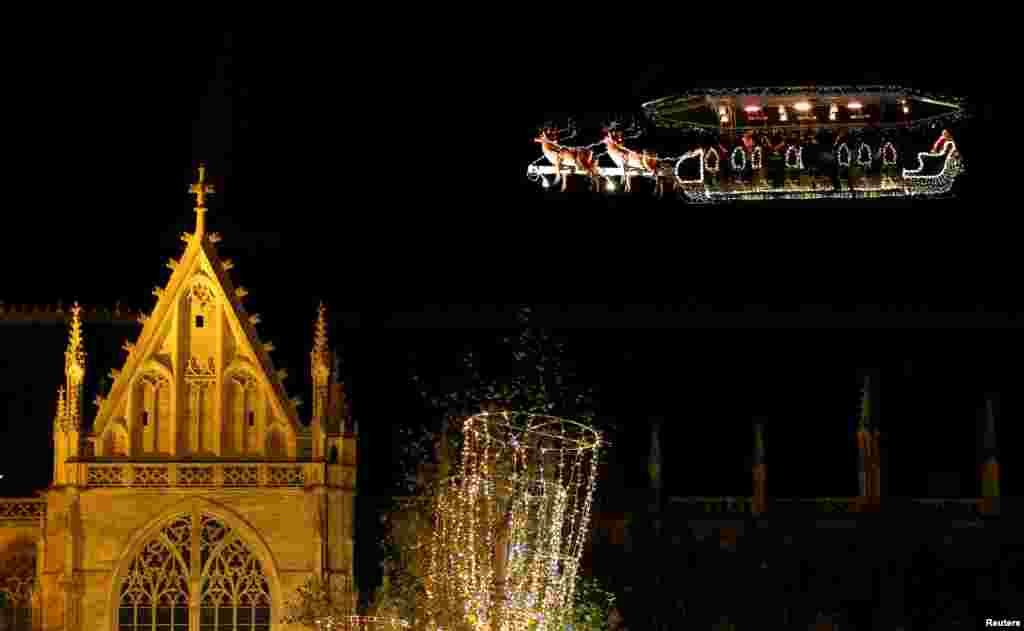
xmin=32 ymin=485 xmax=353 ymax=631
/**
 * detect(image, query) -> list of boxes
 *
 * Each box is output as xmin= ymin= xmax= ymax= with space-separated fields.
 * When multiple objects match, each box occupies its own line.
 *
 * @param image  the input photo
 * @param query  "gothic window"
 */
xmin=0 ymin=546 xmax=34 ymax=631
xmin=196 ymin=315 xmax=205 ymax=328
xmin=226 ymin=374 xmax=257 ymax=456
xmin=118 ymin=513 xmax=272 ymax=631
xmin=135 ymin=373 xmax=170 ymax=455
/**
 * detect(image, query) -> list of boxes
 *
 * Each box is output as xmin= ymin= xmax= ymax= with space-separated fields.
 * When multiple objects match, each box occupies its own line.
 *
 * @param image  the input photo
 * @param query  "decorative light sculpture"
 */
xmin=314 ymin=617 xmax=410 ymax=631
xmin=425 ymin=411 xmax=602 ymax=631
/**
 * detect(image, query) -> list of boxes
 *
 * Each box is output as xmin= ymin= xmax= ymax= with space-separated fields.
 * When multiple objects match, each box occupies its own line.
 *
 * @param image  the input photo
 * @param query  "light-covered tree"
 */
xmin=375 ymin=305 xmax=608 ymax=629
xmin=568 ymin=575 xmax=617 ymax=631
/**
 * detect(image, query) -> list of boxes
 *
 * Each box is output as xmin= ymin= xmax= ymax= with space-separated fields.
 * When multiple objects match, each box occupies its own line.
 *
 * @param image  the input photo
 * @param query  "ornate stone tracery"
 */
xmin=118 ymin=513 xmax=271 ymax=631
xmin=186 ymin=357 xmax=217 ymax=380
xmin=0 ymin=545 xmax=35 ymax=631
xmin=187 ymin=283 xmax=217 ymax=313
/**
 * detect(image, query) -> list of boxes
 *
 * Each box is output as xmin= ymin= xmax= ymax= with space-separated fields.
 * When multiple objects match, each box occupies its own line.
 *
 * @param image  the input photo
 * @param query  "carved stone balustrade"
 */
xmin=0 ymin=499 xmax=47 ymax=522
xmin=71 ymin=461 xmax=349 ymax=489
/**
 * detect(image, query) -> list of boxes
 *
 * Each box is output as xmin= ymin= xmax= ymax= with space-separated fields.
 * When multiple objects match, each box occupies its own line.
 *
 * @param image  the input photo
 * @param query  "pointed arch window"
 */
xmin=118 ymin=513 xmax=271 ymax=631
xmin=227 ymin=373 xmax=258 ymax=455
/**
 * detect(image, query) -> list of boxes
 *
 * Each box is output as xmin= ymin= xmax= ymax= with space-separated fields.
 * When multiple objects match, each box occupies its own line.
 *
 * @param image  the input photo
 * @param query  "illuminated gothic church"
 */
xmin=0 ymin=167 xmax=357 ymax=630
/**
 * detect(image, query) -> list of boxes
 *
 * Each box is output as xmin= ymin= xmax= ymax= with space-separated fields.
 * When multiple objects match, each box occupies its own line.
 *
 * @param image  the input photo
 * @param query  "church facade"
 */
xmin=0 ymin=168 xmax=356 ymax=631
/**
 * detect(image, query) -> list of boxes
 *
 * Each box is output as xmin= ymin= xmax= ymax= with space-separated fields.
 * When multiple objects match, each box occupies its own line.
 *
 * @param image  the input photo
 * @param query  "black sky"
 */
xmin=1 ymin=32 xmax=1013 ymax=506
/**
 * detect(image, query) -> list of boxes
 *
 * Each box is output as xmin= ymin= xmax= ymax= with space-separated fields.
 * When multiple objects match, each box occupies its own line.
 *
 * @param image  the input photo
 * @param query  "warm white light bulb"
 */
xmin=848 ymin=101 xmax=862 ymax=110
xmin=795 ymin=102 xmax=811 ymax=112
xmin=745 ymin=105 xmax=761 ymax=113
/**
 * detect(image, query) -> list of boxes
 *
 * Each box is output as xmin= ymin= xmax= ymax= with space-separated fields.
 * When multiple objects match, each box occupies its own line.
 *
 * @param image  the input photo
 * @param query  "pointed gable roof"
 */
xmin=92 ymin=171 xmax=301 ymax=440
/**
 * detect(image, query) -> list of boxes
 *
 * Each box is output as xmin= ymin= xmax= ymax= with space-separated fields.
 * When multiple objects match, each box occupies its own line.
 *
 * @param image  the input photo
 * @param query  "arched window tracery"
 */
xmin=0 ymin=545 xmax=34 ymax=631
xmin=226 ymin=372 xmax=258 ymax=456
xmin=118 ymin=513 xmax=271 ymax=631
xmin=135 ymin=373 xmax=171 ymax=455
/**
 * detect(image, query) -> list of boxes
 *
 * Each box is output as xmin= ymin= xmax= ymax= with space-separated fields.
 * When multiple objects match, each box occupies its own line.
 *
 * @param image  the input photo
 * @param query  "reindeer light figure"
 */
xmin=600 ymin=120 xmax=671 ymax=197
xmin=533 ymin=121 xmax=602 ymax=192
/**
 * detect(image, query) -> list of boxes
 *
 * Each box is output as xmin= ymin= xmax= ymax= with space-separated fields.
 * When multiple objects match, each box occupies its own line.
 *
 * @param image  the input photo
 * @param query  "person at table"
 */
xmin=830 ymin=131 xmax=847 ymax=190
xmin=931 ymin=128 xmax=955 ymax=155
xmin=717 ymin=135 xmax=731 ymax=178
xmin=742 ymin=130 xmax=755 ymax=153
xmin=738 ymin=131 xmax=754 ymax=182
xmin=803 ymin=134 xmax=820 ymax=185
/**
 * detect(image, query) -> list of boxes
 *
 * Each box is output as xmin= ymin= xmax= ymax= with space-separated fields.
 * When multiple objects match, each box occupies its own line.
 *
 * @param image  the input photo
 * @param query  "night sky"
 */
xmin=1 ymin=34 xmax=1012 ymax=508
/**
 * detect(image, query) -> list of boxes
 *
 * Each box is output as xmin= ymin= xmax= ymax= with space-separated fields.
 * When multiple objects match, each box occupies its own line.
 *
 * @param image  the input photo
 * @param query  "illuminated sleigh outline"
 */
xmin=901 ymin=140 xmax=963 ymax=196
xmin=670 ymin=142 xmax=962 ymax=203
xmin=529 ymin=85 xmax=970 ymax=200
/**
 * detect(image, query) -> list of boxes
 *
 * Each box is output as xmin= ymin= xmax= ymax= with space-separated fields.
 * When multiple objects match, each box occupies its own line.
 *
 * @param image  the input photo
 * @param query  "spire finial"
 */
xmin=189 ymin=162 xmax=215 ymax=235
xmin=56 ymin=386 xmax=66 ymax=420
xmin=311 ymin=302 xmax=331 ymax=386
xmin=314 ymin=302 xmax=329 ymax=353
xmin=65 ymin=302 xmax=86 ymax=375
xmin=63 ymin=303 xmax=85 ymax=430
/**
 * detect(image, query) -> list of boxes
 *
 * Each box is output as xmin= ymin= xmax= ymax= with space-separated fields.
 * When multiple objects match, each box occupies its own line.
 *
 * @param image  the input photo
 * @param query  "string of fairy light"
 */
xmin=882 ymin=142 xmax=897 ymax=167
xmin=643 ymin=84 xmax=970 ymax=132
xmin=424 ymin=412 xmax=601 ymax=631
xmin=312 ymin=617 xmax=410 ymax=631
xmin=670 ymin=141 xmax=962 ymax=203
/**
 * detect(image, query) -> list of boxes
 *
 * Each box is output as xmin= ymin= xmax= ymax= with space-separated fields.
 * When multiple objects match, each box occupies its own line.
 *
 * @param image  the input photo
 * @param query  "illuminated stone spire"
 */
xmin=53 ymin=385 xmax=69 ymax=484
xmin=54 ymin=386 xmax=66 ymax=428
xmin=310 ymin=302 xmax=331 ymax=460
xmin=189 ymin=162 xmax=215 ymax=238
xmin=313 ymin=302 xmax=329 ymax=355
xmin=64 ymin=302 xmax=86 ymax=430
